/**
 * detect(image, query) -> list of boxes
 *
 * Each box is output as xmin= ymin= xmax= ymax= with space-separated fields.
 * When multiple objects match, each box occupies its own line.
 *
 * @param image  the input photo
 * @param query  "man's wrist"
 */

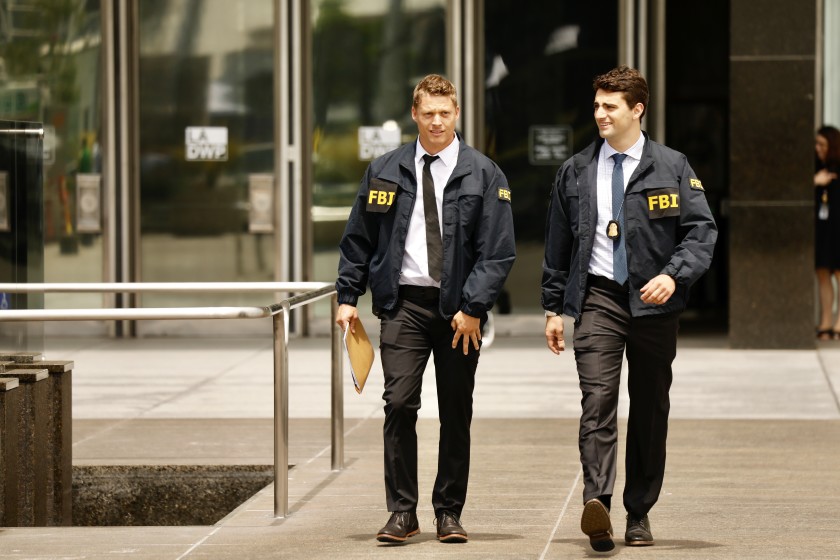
xmin=545 ymin=310 xmax=559 ymax=318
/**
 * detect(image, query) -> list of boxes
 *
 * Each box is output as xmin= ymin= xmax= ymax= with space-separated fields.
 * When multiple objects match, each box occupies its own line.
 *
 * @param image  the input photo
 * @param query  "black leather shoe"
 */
xmin=435 ymin=511 xmax=468 ymax=543
xmin=376 ymin=512 xmax=420 ymax=543
xmin=581 ymin=498 xmax=614 ymax=552
xmin=625 ymin=514 xmax=654 ymax=546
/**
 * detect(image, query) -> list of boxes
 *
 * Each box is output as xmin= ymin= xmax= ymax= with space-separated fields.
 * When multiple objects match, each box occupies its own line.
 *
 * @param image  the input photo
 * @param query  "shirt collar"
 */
xmin=415 ymin=134 xmax=460 ymax=169
xmin=601 ymin=133 xmax=645 ymax=162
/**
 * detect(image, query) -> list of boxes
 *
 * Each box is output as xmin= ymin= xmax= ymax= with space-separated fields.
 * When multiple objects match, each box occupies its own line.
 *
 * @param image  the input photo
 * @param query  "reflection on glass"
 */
xmin=0 ymin=121 xmax=44 ymax=351
xmin=483 ymin=1 xmax=616 ymax=311
xmin=137 ymin=0 xmax=275 ymax=317
xmin=310 ymin=0 xmax=447 ymax=293
xmin=0 ymin=0 xmax=104 ymax=319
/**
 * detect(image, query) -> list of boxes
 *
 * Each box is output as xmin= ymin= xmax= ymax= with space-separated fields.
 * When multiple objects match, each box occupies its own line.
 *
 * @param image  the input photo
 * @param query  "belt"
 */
xmin=587 ymin=273 xmax=627 ymax=292
xmin=398 ymin=284 xmax=441 ymax=303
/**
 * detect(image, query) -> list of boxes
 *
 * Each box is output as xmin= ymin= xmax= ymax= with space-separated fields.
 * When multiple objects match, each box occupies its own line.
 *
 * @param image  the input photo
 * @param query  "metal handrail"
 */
xmin=0 ymin=128 xmax=44 ymax=137
xmin=0 ymin=281 xmax=343 ymax=519
xmin=0 ymin=281 xmax=328 ymax=293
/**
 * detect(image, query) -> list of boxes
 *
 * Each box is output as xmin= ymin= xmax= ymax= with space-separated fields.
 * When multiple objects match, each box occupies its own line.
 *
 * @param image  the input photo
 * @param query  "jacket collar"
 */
xmin=629 ymin=131 xmax=655 ymax=184
xmin=575 ymin=132 xmax=655 ymax=184
xmin=396 ymin=132 xmax=472 ymax=187
xmin=448 ymin=133 xmax=473 ymax=185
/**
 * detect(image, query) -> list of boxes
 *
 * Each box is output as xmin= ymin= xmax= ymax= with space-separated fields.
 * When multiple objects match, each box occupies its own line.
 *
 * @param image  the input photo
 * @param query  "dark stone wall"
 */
xmin=729 ymin=0 xmax=817 ymax=348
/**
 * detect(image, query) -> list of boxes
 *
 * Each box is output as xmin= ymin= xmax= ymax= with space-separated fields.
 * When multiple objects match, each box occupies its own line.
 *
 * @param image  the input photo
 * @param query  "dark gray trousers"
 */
xmin=378 ymin=293 xmax=479 ymax=516
xmin=573 ymin=275 xmax=679 ymax=517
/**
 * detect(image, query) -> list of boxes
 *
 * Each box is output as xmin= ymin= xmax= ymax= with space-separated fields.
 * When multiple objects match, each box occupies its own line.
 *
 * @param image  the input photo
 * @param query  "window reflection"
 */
xmin=0 ymin=0 xmax=104 ymax=321
xmin=311 ymin=0 xmax=446 ymax=286
xmin=137 ymin=0 xmax=274 ymax=319
xmin=484 ymin=1 xmax=616 ymax=311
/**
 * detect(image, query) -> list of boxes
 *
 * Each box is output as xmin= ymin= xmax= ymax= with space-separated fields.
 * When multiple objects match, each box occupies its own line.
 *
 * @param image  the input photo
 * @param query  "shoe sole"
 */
xmin=437 ymin=534 xmax=468 ymax=543
xmin=581 ymin=500 xmax=614 ymax=552
xmin=376 ymin=528 xmax=419 ymax=543
xmin=625 ymin=539 xmax=655 ymax=546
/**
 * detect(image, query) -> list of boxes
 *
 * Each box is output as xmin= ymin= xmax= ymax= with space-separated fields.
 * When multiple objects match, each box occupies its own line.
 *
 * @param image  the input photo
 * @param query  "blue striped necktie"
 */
xmin=611 ymin=153 xmax=628 ymax=285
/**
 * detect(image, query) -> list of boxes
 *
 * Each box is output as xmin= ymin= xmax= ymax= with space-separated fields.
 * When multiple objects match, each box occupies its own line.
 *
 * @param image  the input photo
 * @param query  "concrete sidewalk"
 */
xmin=1 ymin=326 xmax=840 ymax=559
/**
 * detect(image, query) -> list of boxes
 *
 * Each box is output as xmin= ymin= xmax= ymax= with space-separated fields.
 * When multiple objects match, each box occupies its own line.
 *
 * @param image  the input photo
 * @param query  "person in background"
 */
xmin=814 ymin=125 xmax=840 ymax=340
xmin=335 ymin=74 xmax=515 ymax=544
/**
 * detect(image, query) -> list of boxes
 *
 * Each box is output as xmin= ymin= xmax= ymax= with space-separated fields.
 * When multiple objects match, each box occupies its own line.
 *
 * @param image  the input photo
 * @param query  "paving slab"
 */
xmin=4 ymin=418 xmax=838 ymax=558
xmin=0 ymin=334 xmax=837 ymax=558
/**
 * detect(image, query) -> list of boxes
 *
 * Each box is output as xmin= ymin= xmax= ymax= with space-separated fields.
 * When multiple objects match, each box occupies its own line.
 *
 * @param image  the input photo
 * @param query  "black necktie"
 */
xmin=422 ymin=154 xmax=443 ymax=281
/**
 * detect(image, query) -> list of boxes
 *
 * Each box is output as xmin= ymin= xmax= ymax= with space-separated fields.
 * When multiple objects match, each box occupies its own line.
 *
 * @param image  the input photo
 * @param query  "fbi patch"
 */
xmin=646 ymin=188 xmax=680 ymax=219
xmin=366 ymin=178 xmax=398 ymax=213
xmin=498 ymin=188 xmax=511 ymax=202
xmin=689 ymin=178 xmax=704 ymax=191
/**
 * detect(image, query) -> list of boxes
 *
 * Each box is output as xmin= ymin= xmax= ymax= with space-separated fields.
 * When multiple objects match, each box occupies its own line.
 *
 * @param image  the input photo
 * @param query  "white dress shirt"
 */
xmin=588 ymin=134 xmax=645 ymax=280
xmin=400 ymin=135 xmax=460 ymax=287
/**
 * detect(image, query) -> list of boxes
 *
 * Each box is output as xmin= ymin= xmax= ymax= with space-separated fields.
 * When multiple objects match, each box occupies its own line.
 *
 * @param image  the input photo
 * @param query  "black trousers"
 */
xmin=378 ymin=286 xmax=479 ymax=516
xmin=573 ymin=275 xmax=679 ymax=518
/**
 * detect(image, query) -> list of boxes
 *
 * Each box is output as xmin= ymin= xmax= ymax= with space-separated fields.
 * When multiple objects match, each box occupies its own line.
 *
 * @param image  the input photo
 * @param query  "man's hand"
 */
xmin=545 ymin=315 xmax=565 ymax=354
xmin=640 ymin=274 xmax=676 ymax=305
xmin=336 ymin=304 xmax=359 ymax=333
xmin=451 ymin=311 xmax=481 ymax=355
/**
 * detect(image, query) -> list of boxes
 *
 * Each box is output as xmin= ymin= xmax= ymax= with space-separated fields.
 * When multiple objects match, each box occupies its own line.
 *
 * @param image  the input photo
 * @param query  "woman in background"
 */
xmin=815 ymin=125 xmax=840 ymax=340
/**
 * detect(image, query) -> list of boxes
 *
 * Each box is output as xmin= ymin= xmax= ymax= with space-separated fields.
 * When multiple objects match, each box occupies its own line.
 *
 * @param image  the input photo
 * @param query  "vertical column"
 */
xmin=14 ymin=360 xmax=74 ymax=525
xmin=0 ymin=377 xmax=20 ymax=526
xmin=0 ymin=122 xmax=45 ymax=352
xmin=729 ymin=0 xmax=817 ymax=348
xmin=2 ymin=369 xmax=49 ymax=525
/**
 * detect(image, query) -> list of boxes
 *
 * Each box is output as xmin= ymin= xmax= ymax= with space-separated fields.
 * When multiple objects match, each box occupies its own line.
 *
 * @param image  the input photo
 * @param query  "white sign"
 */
xmin=43 ymin=125 xmax=56 ymax=166
xmin=185 ymin=126 xmax=228 ymax=161
xmin=76 ymin=173 xmax=102 ymax=233
xmin=248 ymin=174 xmax=274 ymax=233
xmin=529 ymin=125 xmax=572 ymax=165
xmin=358 ymin=126 xmax=401 ymax=160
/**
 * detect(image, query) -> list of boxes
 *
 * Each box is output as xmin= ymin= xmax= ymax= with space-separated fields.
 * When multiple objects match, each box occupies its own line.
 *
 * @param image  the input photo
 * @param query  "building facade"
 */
xmin=0 ymin=0 xmax=832 ymax=347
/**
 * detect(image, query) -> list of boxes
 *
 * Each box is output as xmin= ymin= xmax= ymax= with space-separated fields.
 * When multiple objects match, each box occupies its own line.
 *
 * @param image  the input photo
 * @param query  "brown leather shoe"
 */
xmin=581 ymin=498 xmax=614 ymax=552
xmin=376 ymin=512 xmax=420 ymax=543
xmin=435 ymin=511 xmax=468 ymax=543
xmin=625 ymin=514 xmax=654 ymax=546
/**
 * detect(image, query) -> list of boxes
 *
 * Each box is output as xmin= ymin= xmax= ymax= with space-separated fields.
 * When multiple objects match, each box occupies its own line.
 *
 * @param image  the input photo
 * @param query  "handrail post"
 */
xmin=330 ymin=294 xmax=344 ymax=471
xmin=272 ymin=303 xmax=290 ymax=518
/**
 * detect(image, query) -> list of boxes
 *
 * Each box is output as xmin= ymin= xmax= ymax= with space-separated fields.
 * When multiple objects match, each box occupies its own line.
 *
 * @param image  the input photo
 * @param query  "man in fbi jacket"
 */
xmin=542 ymin=66 xmax=717 ymax=552
xmin=336 ymin=74 xmax=515 ymax=544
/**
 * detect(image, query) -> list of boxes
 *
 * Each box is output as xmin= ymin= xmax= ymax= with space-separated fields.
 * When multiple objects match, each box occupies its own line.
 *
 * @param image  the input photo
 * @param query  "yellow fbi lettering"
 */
xmin=648 ymin=193 xmax=679 ymax=211
xmin=368 ymin=190 xmax=396 ymax=206
xmin=646 ymin=188 xmax=680 ymax=218
xmin=498 ymin=188 xmax=511 ymax=202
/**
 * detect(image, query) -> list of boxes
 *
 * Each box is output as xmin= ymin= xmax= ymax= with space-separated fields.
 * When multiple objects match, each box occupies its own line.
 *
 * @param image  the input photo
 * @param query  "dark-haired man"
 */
xmin=542 ymin=66 xmax=717 ymax=552
xmin=336 ymin=74 xmax=515 ymax=544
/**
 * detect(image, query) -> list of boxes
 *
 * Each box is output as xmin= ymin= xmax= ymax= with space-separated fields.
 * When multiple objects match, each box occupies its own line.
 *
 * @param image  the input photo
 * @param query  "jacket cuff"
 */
xmin=661 ymin=264 xmax=681 ymax=285
xmin=337 ymin=292 xmax=359 ymax=307
xmin=460 ymin=301 xmax=486 ymax=318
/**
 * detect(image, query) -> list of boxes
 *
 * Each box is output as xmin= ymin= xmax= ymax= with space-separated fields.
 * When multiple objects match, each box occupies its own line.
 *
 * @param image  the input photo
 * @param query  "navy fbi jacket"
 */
xmin=336 ymin=139 xmax=516 ymax=320
xmin=542 ymin=134 xmax=718 ymax=320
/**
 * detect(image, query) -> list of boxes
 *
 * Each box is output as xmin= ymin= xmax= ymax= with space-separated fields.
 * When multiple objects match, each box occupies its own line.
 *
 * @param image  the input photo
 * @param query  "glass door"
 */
xmin=308 ymin=0 xmax=448 ymax=318
xmin=481 ymin=1 xmax=618 ymax=313
xmin=136 ymin=0 xmax=276 ymax=335
xmin=0 ymin=0 xmax=107 ymax=334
